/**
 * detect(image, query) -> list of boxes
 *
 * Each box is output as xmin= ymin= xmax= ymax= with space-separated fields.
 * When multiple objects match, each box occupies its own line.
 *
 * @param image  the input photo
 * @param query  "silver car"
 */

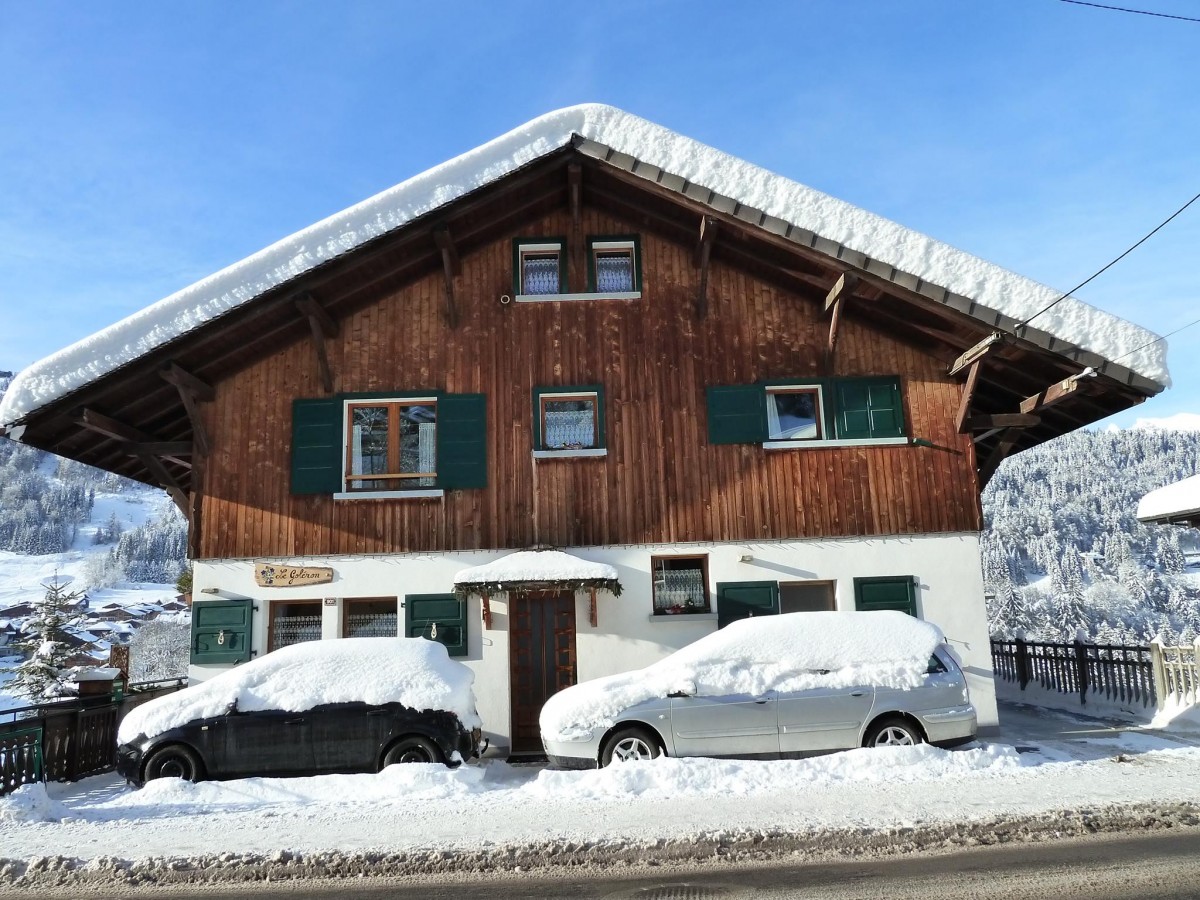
xmin=541 ymin=645 xmax=976 ymax=769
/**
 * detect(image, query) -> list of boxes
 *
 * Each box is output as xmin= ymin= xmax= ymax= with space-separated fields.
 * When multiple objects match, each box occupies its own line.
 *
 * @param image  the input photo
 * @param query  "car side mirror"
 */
xmin=225 ymin=698 xmax=239 ymax=714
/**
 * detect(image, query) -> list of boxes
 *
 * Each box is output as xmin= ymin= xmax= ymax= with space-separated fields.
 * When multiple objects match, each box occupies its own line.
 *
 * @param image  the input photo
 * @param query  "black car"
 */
xmin=117 ymin=700 xmax=480 ymax=784
xmin=115 ymin=637 xmax=483 ymax=785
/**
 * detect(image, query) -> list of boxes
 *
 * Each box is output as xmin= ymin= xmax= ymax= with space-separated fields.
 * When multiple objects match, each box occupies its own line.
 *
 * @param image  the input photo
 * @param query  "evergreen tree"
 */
xmin=4 ymin=578 xmax=88 ymax=701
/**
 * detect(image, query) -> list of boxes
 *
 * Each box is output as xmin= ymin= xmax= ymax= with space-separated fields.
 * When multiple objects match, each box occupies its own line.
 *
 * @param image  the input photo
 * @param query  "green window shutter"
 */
xmin=291 ymin=398 xmax=342 ymax=495
xmin=191 ymin=599 xmax=253 ymax=664
xmin=405 ymin=593 xmax=467 ymax=657
xmin=706 ymin=385 xmax=767 ymax=445
xmin=834 ymin=377 xmax=905 ymax=440
xmin=854 ymin=576 xmax=917 ymax=616
xmin=716 ymin=581 xmax=780 ymax=629
xmin=437 ymin=393 xmax=487 ymax=490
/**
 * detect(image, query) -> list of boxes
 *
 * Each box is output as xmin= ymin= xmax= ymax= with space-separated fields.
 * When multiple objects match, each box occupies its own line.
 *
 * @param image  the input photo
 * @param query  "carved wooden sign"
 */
xmin=254 ymin=563 xmax=334 ymax=588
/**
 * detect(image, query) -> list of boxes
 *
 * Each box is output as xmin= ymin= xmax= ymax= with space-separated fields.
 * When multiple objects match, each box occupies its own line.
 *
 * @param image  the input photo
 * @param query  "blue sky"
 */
xmin=1 ymin=1 xmax=1197 ymax=427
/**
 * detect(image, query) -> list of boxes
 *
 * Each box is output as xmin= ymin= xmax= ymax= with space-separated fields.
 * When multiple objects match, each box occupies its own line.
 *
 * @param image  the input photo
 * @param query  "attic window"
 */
xmin=587 ymin=236 xmax=641 ymax=297
xmin=766 ymin=386 xmax=824 ymax=441
xmin=515 ymin=239 xmax=565 ymax=297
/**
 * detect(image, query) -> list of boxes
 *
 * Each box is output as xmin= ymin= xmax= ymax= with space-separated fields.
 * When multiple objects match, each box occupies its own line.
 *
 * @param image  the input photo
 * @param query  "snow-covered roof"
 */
xmin=1137 ymin=474 xmax=1200 ymax=524
xmin=0 ymin=104 xmax=1168 ymax=428
xmin=540 ymin=610 xmax=944 ymax=741
xmin=117 ymin=637 xmax=478 ymax=744
xmin=453 ymin=550 xmax=620 ymax=593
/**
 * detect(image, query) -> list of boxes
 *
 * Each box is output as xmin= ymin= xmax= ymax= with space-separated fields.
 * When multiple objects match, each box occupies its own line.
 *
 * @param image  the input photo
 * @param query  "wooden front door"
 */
xmin=508 ymin=591 xmax=577 ymax=753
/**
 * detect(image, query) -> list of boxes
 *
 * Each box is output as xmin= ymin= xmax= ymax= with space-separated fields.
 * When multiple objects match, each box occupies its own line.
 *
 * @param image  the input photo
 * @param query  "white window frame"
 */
xmin=533 ymin=389 xmax=607 ymax=459
xmin=589 ymin=239 xmax=641 ymax=299
xmin=516 ymin=241 xmax=564 ymax=300
xmin=766 ymin=385 xmax=825 ymax=442
xmin=761 ymin=382 xmax=909 ymax=450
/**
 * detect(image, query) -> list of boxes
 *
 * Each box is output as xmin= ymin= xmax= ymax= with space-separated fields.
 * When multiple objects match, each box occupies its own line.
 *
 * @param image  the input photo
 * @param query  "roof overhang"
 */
xmin=0 ymin=108 xmax=1168 ymax=499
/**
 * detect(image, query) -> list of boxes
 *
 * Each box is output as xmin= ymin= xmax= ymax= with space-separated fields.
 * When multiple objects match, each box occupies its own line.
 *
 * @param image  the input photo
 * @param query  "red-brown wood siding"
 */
xmin=197 ymin=206 xmax=981 ymax=560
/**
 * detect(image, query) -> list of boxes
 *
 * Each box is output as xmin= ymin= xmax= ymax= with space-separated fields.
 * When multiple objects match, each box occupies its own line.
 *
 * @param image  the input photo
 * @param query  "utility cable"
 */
xmin=1108 ymin=314 xmax=1200 ymax=367
xmin=1017 ymin=189 xmax=1200 ymax=329
xmin=1056 ymin=0 xmax=1200 ymax=23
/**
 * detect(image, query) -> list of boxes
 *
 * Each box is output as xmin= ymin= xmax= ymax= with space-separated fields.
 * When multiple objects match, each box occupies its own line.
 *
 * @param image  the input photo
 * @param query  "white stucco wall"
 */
xmin=190 ymin=532 xmax=997 ymax=752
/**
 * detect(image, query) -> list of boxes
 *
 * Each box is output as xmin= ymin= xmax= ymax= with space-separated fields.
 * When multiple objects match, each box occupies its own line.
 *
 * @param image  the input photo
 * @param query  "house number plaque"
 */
xmin=254 ymin=563 xmax=335 ymax=587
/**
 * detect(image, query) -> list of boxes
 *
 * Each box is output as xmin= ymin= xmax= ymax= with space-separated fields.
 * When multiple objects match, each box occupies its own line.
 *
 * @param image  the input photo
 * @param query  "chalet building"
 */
xmin=0 ymin=106 xmax=1169 ymax=752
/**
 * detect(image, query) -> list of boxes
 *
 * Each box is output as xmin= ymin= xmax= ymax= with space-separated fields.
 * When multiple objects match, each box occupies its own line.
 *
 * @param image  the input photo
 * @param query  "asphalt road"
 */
xmin=23 ymin=827 xmax=1200 ymax=900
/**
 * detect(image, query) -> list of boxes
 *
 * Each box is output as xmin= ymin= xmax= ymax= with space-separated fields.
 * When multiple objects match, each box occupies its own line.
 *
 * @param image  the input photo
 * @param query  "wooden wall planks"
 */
xmin=197 ymin=205 xmax=982 ymax=560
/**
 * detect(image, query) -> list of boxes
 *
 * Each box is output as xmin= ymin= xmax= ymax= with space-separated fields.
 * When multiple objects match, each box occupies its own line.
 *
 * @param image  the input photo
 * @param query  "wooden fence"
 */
xmin=0 ymin=679 xmax=185 ymax=796
xmin=991 ymin=637 xmax=1157 ymax=708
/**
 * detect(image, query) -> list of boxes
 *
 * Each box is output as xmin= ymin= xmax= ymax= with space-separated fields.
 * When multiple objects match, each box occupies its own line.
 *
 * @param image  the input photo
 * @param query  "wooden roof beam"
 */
xmin=824 ymin=273 xmax=858 ymax=374
xmin=1019 ymin=369 xmax=1099 ymax=415
xmin=694 ymin=216 xmax=718 ymax=319
xmin=432 ymin=227 xmax=461 ymax=329
xmin=980 ymin=427 xmax=1025 ymax=487
xmin=295 ymin=292 xmax=338 ymax=394
xmin=159 ymin=362 xmax=212 ymax=457
xmin=76 ymin=408 xmax=191 ymax=469
xmin=948 ymin=332 xmax=1005 ymax=378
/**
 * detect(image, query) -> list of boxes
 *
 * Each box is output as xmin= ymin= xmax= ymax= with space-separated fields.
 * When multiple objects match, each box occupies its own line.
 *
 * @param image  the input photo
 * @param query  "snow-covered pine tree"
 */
xmin=5 ymin=577 xmax=88 ymax=701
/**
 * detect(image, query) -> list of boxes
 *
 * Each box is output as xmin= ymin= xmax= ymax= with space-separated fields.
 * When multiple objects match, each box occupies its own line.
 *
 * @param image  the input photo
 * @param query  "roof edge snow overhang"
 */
xmin=573 ymin=135 xmax=1162 ymax=397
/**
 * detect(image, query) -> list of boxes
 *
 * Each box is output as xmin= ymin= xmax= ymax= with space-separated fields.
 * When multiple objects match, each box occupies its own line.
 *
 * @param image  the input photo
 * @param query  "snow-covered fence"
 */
xmin=0 ymin=678 xmax=184 ymax=796
xmin=1150 ymin=639 xmax=1200 ymax=709
xmin=991 ymin=638 xmax=1155 ymax=708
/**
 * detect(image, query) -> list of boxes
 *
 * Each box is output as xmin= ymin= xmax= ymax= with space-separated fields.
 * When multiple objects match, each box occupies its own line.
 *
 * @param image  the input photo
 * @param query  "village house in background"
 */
xmin=1139 ymin=474 xmax=1200 ymax=530
xmin=0 ymin=106 xmax=1168 ymax=751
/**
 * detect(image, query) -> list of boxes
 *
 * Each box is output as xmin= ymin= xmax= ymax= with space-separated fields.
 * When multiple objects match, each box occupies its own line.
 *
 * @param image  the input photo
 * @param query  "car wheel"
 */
xmin=142 ymin=744 xmax=203 ymax=782
xmin=601 ymin=727 xmax=661 ymax=766
xmin=382 ymin=735 xmax=443 ymax=767
xmin=864 ymin=717 xmax=923 ymax=748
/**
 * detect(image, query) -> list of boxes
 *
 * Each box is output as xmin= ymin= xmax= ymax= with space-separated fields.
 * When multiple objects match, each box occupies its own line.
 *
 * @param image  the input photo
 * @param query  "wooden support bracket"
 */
xmin=433 ymin=227 xmax=460 ymax=330
xmin=295 ymin=292 xmax=339 ymax=393
xmin=1019 ymin=373 xmax=1091 ymax=415
xmin=589 ymin=587 xmax=598 ymax=628
xmin=568 ymin=163 xmax=582 ymax=231
xmin=133 ymin=448 xmax=190 ymax=515
xmin=955 ymin=360 xmax=983 ymax=434
xmin=980 ymin=427 xmax=1024 ymax=487
xmin=948 ymin=332 xmax=1004 ymax=377
xmin=963 ymin=413 xmax=1041 ymax=431
xmin=159 ymin=363 xmax=212 ymax=457
xmin=823 ymin=272 xmax=858 ymax=315
xmin=481 ymin=593 xmax=492 ymax=630
xmin=694 ymin=216 xmax=718 ymax=319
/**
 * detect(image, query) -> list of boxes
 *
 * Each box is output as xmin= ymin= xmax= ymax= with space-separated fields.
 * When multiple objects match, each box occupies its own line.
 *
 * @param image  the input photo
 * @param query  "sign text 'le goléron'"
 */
xmin=254 ymin=563 xmax=335 ymax=588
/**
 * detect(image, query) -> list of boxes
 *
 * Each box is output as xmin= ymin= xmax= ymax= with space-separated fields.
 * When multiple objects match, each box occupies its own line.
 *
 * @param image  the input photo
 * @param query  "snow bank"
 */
xmin=117 ymin=638 xmax=479 ymax=744
xmin=453 ymin=550 xmax=618 ymax=586
xmin=0 ymin=105 xmax=1167 ymax=428
xmin=1137 ymin=474 xmax=1200 ymax=523
xmin=540 ymin=611 xmax=943 ymax=740
xmin=0 ymin=783 xmax=70 ymax=824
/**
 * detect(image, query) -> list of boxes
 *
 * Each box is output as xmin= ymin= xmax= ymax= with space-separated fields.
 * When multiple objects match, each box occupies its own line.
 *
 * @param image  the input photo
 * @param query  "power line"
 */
xmin=1056 ymin=0 xmax=1200 ymax=23
xmin=1109 ymin=314 xmax=1200 ymax=367
xmin=1018 ymin=188 xmax=1200 ymax=329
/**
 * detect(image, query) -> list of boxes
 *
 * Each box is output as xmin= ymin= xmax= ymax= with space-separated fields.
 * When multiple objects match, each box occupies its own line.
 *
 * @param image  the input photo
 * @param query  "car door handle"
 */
xmin=285 ymin=718 xmax=307 ymax=725
xmin=754 ymin=698 xmax=770 ymax=705
xmin=850 ymin=691 xmax=865 ymax=697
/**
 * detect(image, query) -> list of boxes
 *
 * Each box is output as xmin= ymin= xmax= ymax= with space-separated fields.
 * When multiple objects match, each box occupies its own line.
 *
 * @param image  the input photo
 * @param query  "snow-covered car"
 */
xmin=116 ymin=637 xmax=481 ymax=785
xmin=540 ymin=611 xmax=976 ymax=768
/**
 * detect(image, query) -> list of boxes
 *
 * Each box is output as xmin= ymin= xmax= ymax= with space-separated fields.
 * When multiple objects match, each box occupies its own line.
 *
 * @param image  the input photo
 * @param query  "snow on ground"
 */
xmin=4 ymin=702 xmax=1200 ymax=867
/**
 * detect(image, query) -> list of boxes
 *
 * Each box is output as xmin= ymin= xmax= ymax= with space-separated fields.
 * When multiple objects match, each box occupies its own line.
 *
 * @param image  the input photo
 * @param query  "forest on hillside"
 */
xmin=982 ymin=427 xmax=1200 ymax=645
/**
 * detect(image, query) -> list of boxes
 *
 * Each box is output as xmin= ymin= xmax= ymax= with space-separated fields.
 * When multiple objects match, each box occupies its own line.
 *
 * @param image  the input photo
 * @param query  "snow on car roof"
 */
xmin=540 ymin=611 xmax=944 ymax=741
xmin=118 ymin=637 xmax=479 ymax=744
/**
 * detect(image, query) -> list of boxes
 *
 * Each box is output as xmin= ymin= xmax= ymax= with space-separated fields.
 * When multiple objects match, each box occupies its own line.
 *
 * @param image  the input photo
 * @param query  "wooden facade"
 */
xmin=196 ymin=204 xmax=981 ymax=560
